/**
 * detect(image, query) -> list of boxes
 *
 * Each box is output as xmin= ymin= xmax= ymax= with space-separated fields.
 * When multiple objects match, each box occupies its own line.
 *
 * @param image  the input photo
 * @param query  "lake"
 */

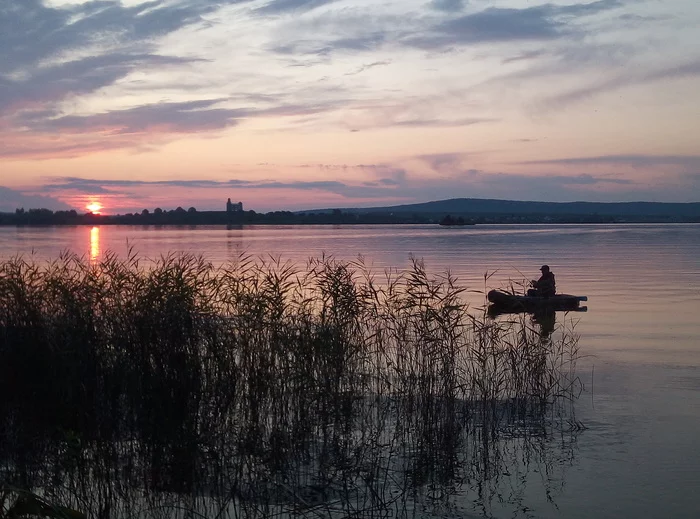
xmin=1 ymin=223 xmax=699 ymax=518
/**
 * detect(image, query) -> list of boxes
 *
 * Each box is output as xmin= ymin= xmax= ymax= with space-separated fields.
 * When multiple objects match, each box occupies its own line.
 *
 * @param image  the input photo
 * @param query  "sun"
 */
xmin=86 ymin=202 xmax=103 ymax=214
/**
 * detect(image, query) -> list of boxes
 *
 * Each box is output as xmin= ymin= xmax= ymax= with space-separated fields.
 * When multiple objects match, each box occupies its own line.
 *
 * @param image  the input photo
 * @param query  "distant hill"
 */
xmin=305 ymin=198 xmax=700 ymax=218
xmin=5 ymin=198 xmax=700 ymax=226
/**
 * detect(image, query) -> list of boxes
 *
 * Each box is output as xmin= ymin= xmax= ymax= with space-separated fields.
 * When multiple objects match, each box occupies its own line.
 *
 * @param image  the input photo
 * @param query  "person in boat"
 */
xmin=527 ymin=265 xmax=556 ymax=298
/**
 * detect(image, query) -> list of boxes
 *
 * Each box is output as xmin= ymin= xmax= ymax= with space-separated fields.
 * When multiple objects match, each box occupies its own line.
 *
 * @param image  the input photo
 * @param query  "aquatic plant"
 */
xmin=0 ymin=253 xmax=581 ymax=518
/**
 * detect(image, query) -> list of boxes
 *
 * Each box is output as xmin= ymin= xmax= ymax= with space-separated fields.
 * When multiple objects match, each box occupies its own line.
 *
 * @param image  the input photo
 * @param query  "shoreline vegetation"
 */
xmin=1 ymin=208 xmax=624 ymax=226
xmin=4 ymin=197 xmax=700 ymax=225
xmin=1 ymin=253 xmax=583 ymax=517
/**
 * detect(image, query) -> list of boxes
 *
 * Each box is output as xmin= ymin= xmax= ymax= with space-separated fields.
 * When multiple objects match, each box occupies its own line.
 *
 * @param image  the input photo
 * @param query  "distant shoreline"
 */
xmin=4 ymin=197 xmax=700 ymax=225
xmin=2 ymin=210 xmax=699 ymax=226
xmin=5 ymin=198 xmax=700 ymax=226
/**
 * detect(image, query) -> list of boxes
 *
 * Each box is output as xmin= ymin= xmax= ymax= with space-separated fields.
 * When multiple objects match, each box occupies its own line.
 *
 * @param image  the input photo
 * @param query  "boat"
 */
xmin=487 ymin=289 xmax=587 ymax=313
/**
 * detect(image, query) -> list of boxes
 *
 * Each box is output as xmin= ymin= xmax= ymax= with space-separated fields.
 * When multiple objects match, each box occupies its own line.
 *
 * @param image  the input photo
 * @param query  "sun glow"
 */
xmin=86 ymin=202 xmax=103 ymax=214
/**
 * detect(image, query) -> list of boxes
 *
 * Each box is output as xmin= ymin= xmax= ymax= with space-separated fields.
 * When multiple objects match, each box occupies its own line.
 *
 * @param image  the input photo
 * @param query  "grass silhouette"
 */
xmin=0 ymin=252 xmax=581 ymax=518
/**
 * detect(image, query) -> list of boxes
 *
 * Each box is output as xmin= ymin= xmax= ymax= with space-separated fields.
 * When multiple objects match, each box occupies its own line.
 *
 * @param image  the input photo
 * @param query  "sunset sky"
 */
xmin=1 ymin=0 xmax=699 ymax=213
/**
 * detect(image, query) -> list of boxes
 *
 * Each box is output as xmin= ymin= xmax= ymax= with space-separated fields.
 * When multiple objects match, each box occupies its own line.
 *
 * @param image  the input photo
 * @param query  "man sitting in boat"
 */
xmin=527 ymin=265 xmax=556 ymax=297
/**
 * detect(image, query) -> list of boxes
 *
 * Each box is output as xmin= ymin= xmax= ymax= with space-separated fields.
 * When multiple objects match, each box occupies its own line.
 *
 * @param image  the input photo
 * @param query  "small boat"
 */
xmin=487 ymin=289 xmax=587 ymax=313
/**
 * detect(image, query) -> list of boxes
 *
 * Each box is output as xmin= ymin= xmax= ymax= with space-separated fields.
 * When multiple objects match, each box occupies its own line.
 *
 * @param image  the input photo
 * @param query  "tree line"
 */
xmin=3 ymin=207 xmax=685 ymax=225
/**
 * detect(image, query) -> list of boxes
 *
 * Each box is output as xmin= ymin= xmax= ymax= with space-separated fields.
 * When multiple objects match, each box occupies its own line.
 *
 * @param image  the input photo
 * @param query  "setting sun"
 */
xmin=86 ymin=202 xmax=103 ymax=214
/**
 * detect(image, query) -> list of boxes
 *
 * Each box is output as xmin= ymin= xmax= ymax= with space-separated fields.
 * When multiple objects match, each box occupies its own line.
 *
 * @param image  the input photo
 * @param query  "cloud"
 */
xmin=0 ymin=186 xmax=73 ymax=212
xmin=270 ymin=32 xmax=388 ymax=57
xmin=31 ymin=100 xmax=246 ymax=135
xmin=468 ymin=169 xmax=634 ymax=187
xmin=363 ymin=168 xmax=642 ymax=206
xmin=418 ymin=153 xmax=468 ymax=173
xmin=35 ymin=163 xmax=423 ymax=212
xmin=435 ymin=8 xmax=560 ymax=43
xmin=0 ymin=133 xmax=146 ymax=160
xmin=264 ymin=0 xmax=626 ymax=64
xmin=0 ymin=53 xmax=201 ymax=116
xmin=501 ymin=50 xmax=548 ymax=64
xmin=43 ymin=176 xmax=399 ymax=200
xmin=0 ymin=98 xmax=246 ymax=160
xmin=466 ymin=39 xmax=642 ymax=103
xmin=313 ymin=168 xmax=699 ymax=207
xmin=2 ymin=94 xmax=352 ymax=159
xmin=429 ymin=0 xmax=465 ymax=13
xmin=545 ymin=174 xmax=632 ymax=185
xmin=542 ymin=58 xmax=700 ymax=109
xmin=1 ymin=0 xmax=696 ymax=188
xmin=344 ymin=60 xmax=391 ymax=76
xmin=355 ymin=165 xmax=408 ymax=183
xmin=0 ymin=0 xmax=257 ymax=158
xmin=254 ymin=0 xmax=340 ymax=15
xmin=44 ymin=178 xmax=245 ymax=192
xmin=615 ymin=12 xmax=673 ymax=26
xmin=406 ymin=1 xmax=623 ymax=50
xmin=0 ymin=0 xmax=244 ymax=75
xmin=33 ymin=158 xmax=700 ymax=213
xmin=393 ymin=117 xmax=494 ymax=128
xmin=520 ymin=154 xmax=700 ymax=170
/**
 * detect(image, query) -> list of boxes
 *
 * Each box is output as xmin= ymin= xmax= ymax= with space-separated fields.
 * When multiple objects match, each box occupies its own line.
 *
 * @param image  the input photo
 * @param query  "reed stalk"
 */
xmin=0 ymin=253 xmax=581 ymax=518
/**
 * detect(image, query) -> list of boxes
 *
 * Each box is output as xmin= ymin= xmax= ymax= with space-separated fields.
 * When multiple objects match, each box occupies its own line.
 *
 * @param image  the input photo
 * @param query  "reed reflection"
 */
xmin=0 ymin=254 xmax=583 ymax=518
xmin=89 ymin=226 xmax=100 ymax=262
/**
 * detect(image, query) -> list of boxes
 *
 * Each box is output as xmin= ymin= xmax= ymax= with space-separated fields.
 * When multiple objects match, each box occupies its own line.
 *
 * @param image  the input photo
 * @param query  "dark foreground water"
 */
xmin=1 ymin=223 xmax=699 ymax=518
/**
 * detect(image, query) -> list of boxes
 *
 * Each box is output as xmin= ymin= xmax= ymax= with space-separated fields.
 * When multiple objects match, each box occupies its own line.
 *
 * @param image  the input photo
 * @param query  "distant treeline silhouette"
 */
xmin=0 ymin=205 xmax=668 ymax=225
xmin=2 ymin=207 xmax=437 ymax=225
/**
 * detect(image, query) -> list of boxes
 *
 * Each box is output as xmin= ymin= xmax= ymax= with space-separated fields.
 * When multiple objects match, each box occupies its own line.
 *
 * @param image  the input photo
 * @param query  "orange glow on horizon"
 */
xmin=86 ymin=202 xmax=103 ymax=214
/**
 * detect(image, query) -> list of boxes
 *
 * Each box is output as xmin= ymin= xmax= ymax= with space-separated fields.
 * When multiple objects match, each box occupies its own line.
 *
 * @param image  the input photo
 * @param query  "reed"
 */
xmin=0 ymin=253 xmax=581 ymax=518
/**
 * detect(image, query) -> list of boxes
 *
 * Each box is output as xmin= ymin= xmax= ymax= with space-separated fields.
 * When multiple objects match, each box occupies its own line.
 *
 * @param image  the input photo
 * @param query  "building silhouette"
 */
xmin=226 ymin=198 xmax=243 ymax=212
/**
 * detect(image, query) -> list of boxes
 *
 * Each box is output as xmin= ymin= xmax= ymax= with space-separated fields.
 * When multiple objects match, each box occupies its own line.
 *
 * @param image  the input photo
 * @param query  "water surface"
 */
xmin=1 ymin=223 xmax=699 ymax=518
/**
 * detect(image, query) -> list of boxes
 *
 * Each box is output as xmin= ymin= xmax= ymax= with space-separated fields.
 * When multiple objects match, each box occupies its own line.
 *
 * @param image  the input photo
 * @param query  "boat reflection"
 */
xmin=534 ymin=309 xmax=557 ymax=338
xmin=486 ymin=305 xmax=587 ymax=340
xmin=487 ymin=304 xmax=588 ymax=319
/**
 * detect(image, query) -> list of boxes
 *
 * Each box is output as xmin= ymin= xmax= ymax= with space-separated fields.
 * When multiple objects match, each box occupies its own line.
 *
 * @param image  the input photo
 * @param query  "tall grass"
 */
xmin=0 ymin=253 xmax=581 ymax=518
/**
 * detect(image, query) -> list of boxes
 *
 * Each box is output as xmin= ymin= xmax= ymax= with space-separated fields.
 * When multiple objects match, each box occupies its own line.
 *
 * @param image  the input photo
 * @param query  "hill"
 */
xmin=307 ymin=198 xmax=700 ymax=219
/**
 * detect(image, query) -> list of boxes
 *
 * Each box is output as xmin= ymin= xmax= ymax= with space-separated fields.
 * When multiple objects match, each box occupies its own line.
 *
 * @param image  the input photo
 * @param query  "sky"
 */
xmin=1 ymin=0 xmax=699 ymax=213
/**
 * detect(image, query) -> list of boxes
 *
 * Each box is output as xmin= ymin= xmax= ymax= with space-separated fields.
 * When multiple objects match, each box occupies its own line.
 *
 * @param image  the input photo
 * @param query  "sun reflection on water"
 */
xmin=90 ymin=226 xmax=100 ymax=262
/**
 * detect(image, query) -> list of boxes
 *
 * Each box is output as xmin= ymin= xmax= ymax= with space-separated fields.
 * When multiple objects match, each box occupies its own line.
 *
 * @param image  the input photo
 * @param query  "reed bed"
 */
xmin=0 ymin=253 xmax=582 ymax=518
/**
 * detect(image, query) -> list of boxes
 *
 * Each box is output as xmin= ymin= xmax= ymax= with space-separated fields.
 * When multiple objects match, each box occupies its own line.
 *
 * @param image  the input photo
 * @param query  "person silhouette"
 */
xmin=527 ymin=265 xmax=556 ymax=297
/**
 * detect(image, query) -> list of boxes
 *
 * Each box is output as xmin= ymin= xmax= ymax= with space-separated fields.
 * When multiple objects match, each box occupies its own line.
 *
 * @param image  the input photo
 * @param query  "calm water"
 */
xmin=2 ymin=223 xmax=699 ymax=518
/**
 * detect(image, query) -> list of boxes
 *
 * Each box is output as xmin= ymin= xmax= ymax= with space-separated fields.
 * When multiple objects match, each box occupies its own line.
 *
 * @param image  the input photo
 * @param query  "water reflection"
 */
xmin=89 ymin=226 xmax=100 ymax=262
xmin=2 ymin=225 xmax=700 ymax=518
xmin=0 ymin=331 xmax=582 ymax=517
xmin=533 ymin=310 xmax=557 ymax=338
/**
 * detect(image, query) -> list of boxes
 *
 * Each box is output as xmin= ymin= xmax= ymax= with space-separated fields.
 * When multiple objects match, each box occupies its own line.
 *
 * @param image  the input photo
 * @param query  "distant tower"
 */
xmin=226 ymin=198 xmax=243 ymax=212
